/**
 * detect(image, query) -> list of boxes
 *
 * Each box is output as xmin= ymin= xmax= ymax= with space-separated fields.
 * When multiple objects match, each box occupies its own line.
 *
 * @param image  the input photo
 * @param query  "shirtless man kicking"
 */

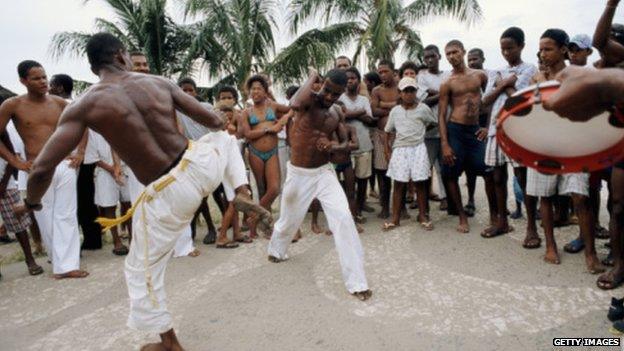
xmin=0 ymin=60 xmax=87 ymax=279
xmin=24 ymin=33 xmax=271 ymax=351
xmin=438 ymin=40 xmax=494 ymax=233
xmin=267 ymin=68 xmax=372 ymax=301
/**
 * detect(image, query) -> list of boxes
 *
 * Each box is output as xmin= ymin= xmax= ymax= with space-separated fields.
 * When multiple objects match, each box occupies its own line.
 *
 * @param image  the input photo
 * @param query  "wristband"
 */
xmin=24 ymin=199 xmax=42 ymax=211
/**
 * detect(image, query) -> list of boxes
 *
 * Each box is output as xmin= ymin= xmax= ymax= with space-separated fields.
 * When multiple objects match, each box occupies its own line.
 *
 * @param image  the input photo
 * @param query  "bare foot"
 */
xmin=456 ymin=223 xmax=470 ymax=234
xmin=54 ymin=270 xmax=89 ymax=279
xmin=311 ymin=222 xmax=324 ymax=234
xmin=585 ymin=256 xmax=606 ymax=274
xmin=543 ymin=249 xmax=561 ymax=265
xmin=268 ymin=255 xmax=285 ymax=263
xmin=522 ymin=228 xmax=541 ymax=249
xmin=325 ymin=230 xmax=333 ymax=236
xmin=356 ymin=223 xmax=364 ymax=234
xmin=291 ymin=230 xmax=302 ymax=243
xmin=187 ymin=249 xmax=200 ymax=257
xmin=352 ymin=290 xmax=373 ymax=301
xmin=140 ymin=343 xmax=168 ymax=351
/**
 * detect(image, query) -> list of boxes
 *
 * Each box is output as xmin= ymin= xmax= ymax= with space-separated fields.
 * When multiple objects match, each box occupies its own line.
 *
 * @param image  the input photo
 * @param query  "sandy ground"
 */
xmin=0 ymin=177 xmax=622 ymax=351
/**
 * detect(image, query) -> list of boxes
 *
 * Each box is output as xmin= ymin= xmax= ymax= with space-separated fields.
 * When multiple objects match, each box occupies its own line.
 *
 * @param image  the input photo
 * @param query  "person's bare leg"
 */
xmin=356 ymin=178 xmax=368 ymax=217
xmin=29 ymin=213 xmax=44 ymax=254
xmin=444 ymin=176 xmax=469 ymax=233
xmin=247 ymin=153 xmax=266 ymax=238
xmin=120 ymin=201 xmax=132 ymax=240
xmin=598 ymin=168 xmax=624 ymax=289
xmin=572 ymin=194 xmax=605 ymax=273
xmin=102 ymin=206 xmax=128 ymax=253
xmin=484 ymin=172 xmax=498 ymax=225
xmin=140 ymin=328 xmax=184 ymax=351
xmin=377 ymin=170 xmax=391 ymax=219
xmin=216 ymin=203 xmax=238 ymax=248
xmin=310 ymin=199 xmax=324 ymax=234
xmin=517 ymin=168 xmax=540 ymax=248
xmin=466 ymin=171 xmax=477 ymax=208
xmin=541 ymin=197 xmax=560 ymax=264
xmin=343 ymin=167 xmax=358 ymax=219
xmin=482 ymin=166 xmax=512 ymax=237
xmin=415 ymin=181 xmax=432 ymax=230
xmin=15 ymin=230 xmax=42 ymax=274
xmin=387 ymin=181 xmax=405 ymax=227
xmin=258 ymin=155 xmax=281 ymax=211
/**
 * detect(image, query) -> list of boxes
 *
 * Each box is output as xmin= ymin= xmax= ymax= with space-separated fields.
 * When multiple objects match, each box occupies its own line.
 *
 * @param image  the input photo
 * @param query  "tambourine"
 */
xmin=496 ymin=81 xmax=624 ymax=174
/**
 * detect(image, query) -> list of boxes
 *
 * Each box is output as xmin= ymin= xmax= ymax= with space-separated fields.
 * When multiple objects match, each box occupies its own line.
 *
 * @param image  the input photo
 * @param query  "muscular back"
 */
xmin=73 ymin=73 xmax=189 ymax=184
xmin=447 ymin=69 xmax=487 ymax=125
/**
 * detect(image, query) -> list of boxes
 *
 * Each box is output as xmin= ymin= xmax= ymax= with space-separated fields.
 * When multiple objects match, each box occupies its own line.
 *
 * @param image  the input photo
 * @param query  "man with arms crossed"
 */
xmin=24 ymin=33 xmax=270 ymax=351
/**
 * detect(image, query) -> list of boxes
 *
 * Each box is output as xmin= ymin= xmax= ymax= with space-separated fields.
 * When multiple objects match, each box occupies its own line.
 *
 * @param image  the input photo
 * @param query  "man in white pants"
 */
xmin=24 ymin=33 xmax=270 ymax=351
xmin=267 ymin=68 xmax=372 ymax=301
xmin=0 ymin=60 xmax=86 ymax=279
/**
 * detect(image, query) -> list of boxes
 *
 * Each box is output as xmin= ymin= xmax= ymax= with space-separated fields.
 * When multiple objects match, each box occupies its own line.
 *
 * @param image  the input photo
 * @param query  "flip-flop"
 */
xmin=596 ymin=225 xmax=610 ymax=239
xmin=28 ymin=265 xmax=44 ymax=276
xmin=382 ymin=222 xmax=398 ymax=232
xmin=597 ymin=272 xmax=624 ymax=290
xmin=481 ymin=225 xmax=514 ymax=238
xmin=522 ymin=236 xmax=541 ymax=249
xmin=234 ymin=235 xmax=253 ymax=243
xmin=216 ymin=241 xmax=239 ymax=249
xmin=112 ymin=246 xmax=129 ymax=256
xmin=419 ymin=221 xmax=434 ymax=231
xmin=456 ymin=224 xmax=470 ymax=234
xmin=563 ymin=238 xmax=584 ymax=254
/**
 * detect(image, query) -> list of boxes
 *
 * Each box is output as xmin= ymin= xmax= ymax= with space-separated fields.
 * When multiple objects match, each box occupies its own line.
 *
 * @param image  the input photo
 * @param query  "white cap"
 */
xmin=398 ymin=77 xmax=418 ymax=91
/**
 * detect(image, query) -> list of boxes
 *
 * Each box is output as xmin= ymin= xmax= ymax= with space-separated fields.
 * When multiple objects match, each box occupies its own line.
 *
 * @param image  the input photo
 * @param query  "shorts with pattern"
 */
xmin=386 ymin=143 xmax=431 ymax=183
xmin=526 ymin=168 xmax=589 ymax=197
xmin=484 ymin=135 xmax=520 ymax=168
xmin=0 ymin=188 xmax=31 ymax=233
xmin=371 ymin=128 xmax=388 ymax=170
xmin=352 ymin=152 xmax=372 ymax=179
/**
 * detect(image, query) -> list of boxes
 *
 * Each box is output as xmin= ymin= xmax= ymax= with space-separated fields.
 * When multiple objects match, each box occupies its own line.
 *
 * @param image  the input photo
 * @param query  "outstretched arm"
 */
xmin=27 ymin=104 xmax=86 ymax=206
xmin=169 ymin=80 xmax=224 ymax=129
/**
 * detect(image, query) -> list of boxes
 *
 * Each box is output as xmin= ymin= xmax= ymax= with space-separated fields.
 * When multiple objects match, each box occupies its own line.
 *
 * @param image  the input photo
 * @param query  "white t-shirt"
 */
xmin=177 ymin=102 xmax=216 ymax=141
xmin=338 ymin=93 xmax=374 ymax=154
xmin=417 ymin=70 xmax=451 ymax=139
xmin=83 ymin=129 xmax=99 ymax=164
xmin=385 ymin=103 xmax=437 ymax=148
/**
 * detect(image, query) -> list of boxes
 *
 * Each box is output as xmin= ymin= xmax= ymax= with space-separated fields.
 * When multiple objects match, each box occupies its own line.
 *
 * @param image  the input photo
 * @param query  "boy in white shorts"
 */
xmin=383 ymin=77 xmax=437 ymax=231
xmin=92 ymin=131 xmax=130 ymax=255
xmin=526 ymin=169 xmax=604 ymax=273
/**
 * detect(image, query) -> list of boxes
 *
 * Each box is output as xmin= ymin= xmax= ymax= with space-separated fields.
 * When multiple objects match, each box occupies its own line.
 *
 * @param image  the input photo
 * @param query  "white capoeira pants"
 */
xmin=34 ymin=160 xmax=80 ymax=274
xmin=127 ymin=166 xmax=194 ymax=257
xmin=125 ymin=131 xmax=247 ymax=333
xmin=267 ymin=162 xmax=369 ymax=293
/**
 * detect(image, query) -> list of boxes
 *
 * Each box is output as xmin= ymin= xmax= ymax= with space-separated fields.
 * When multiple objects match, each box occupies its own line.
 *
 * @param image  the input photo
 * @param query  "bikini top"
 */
xmin=248 ymin=107 xmax=276 ymax=126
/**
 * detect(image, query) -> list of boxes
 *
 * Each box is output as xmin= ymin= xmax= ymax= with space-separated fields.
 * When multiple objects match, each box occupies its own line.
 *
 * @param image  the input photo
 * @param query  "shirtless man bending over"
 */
xmin=0 ymin=60 xmax=87 ymax=279
xmin=24 ymin=33 xmax=271 ymax=351
xmin=438 ymin=40 xmax=494 ymax=233
xmin=267 ymin=68 xmax=372 ymax=301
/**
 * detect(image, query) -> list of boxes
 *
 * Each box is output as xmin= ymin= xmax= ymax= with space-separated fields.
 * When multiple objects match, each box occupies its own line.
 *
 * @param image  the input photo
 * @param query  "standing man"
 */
xmin=334 ymin=55 xmax=370 ymax=98
xmin=481 ymin=27 xmax=538 ymax=239
xmin=371 ymin=60 xmax=400 ymax=219
xmin=338 ymin=67 xmax=376 ymax=223
xmin=24 ymin=33 xmax=271 ymax=351
xmin=267 ymin=68 xmax=371 ymax=301
xmin=418 ymin=45 xmax=450 ymax=211
xmin=0 ymin=61 xmax=87 ymax=279
xmin=438 ymin=40 xmax=494 ymax=233
xmin=525 ymin=29 xmax=603 ymax=274
xmin=50 ymin=74 xmax=103 ymax=250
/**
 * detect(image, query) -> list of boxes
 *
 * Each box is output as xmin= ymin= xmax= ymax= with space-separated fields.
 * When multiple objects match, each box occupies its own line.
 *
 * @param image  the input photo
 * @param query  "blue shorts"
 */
xmin=442 ymin=122 xmax=488 ymax=179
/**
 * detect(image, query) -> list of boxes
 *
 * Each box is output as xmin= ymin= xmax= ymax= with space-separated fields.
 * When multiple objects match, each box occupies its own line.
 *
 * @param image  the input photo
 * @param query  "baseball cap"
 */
xmin=398 ymin=77 xmax=418 ymax=91
xmin=569 ymin=34 xmax=592 ymax=50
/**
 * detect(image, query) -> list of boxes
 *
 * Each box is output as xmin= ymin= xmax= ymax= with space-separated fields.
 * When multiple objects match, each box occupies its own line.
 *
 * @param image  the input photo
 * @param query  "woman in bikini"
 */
xmin=241 ymin=75 xmax=290 ymax=237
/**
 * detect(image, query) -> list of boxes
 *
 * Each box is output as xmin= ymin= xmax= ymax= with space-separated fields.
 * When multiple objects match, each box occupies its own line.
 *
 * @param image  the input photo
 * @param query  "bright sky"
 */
xmin=0 ymin=0 xmax=617 ymax=95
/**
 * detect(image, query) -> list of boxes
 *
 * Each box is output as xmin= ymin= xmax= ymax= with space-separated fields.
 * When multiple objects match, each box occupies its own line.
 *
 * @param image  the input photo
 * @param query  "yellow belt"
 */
xmin=95 ymin=141 xmax=193 ymax=307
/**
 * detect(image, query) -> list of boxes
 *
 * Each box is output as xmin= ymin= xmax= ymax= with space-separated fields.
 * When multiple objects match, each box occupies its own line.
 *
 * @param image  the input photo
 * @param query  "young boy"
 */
xmin=481 ymin=27 xmax=537 ymax=238
xmin=383 ymin=77 xmax=437 ymax=230
xmin=526 ymin=29 xmax=604 ymax=274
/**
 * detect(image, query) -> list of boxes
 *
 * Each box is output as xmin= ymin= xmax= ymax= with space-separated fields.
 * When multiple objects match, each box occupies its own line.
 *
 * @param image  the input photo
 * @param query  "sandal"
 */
xmin=216 ymin=241 xmax=239 ymax=249
xmin=419 ymin=221 xmax=434 ymax=231
xmin=112 ymin=246 xmax=129 ymax=256
xmin=522 ymin=236 xmax=541 ymax=249
xmin=481 ymin=225 xmax=514 ymax=238
xmin=597 ymin=271 xmax=624 ymax=290
xmin=563 ymin=238 xmax=584 ymax=254
xmin=28 ymin=265 xmax=44 ymax=276
xmin=234 ymin=235 xmax=253 ymax=244
xmin=382 ymin=222 xmax=398 ymax=232
xmin=596 ymin=225 xmax=610 ymax=239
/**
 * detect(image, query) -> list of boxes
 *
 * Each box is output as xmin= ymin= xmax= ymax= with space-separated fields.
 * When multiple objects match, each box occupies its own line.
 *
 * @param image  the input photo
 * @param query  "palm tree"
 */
xmin=181 ymin=0 xmax=277 ymax=100
xmin=49 ymin=0 xmax=195 ymax=76
xmin=269 ymin=0 xmax=482 ymax=85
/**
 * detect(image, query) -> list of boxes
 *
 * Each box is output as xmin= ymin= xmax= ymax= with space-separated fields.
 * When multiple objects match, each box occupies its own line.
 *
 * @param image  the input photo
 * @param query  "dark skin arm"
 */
xmin=482 ymin=74 xmax=517 ymax=107
xmin=0 ymin=132 xmax=16 ymax=197
xmin=371 ymin=88 xmax=389 ymax=117
xmin=475 ymin=71 xmax=490 ymax=141
xmin=594 ymin=0 xmax=624 ymax=65
xmin=423 ymin=89 xmax=441 ymax=108
xmin=0 ymin=99 xmax=31 ymax=171
xmin=290 ymin=69 xmax=318 ymax=112
xmin=438 ymin=82 xmax=455 ymax=166
xmin=169 ymin=80 xmax=224 ymax=129
xmin=241 ymin=108 xmax=278 ymax=140
xmin=271 ymin=101 xmax=291 ymax=117
xmin=347 ymin=125 xmax=359 ymax=151
xmin=27 ymin=103 xmax=87 ymax=206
